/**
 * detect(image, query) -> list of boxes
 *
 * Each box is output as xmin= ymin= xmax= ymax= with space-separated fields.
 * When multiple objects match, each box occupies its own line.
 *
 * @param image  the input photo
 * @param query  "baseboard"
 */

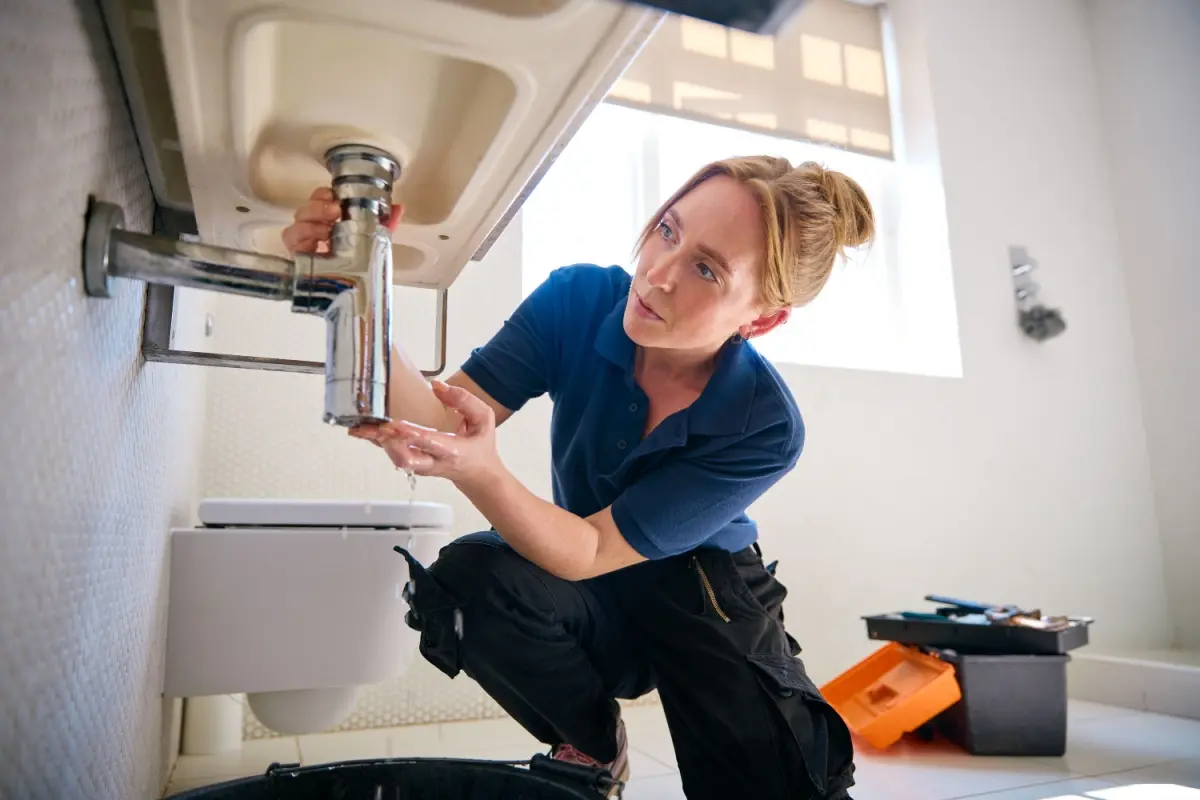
xmin=1069 ymin=649 xmax=1200 ymax=720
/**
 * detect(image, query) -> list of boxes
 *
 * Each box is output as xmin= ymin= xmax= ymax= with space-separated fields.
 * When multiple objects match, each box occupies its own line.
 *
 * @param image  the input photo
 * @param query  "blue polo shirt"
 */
xmin=461 ymin=264 xmax=804 ymax=559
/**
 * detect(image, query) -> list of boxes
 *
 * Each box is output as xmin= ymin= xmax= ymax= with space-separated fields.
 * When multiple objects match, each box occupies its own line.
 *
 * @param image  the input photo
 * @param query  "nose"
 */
xmin=644 ymin=250 xmax=682 ymax=293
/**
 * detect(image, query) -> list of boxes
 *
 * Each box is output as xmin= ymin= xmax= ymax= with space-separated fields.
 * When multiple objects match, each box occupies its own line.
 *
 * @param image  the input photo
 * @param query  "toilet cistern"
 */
xmin=83 ymin=144 xmax=400 ymax=427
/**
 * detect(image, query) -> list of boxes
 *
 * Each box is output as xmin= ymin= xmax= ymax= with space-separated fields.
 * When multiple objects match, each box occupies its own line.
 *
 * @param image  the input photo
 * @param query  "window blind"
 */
xmin=607 ymin=0 xmax=893 ymax=159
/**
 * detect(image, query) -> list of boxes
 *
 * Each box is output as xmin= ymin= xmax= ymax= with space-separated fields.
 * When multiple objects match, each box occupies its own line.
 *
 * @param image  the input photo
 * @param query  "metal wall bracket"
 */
xmin=139 ymin=283 xmax=449 ymax=378
xmin=139 ymin=205 xmax=449 ymax=378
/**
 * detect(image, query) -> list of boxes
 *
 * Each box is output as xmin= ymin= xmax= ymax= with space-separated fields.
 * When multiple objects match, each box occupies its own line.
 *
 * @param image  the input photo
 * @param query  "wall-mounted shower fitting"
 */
xmin=1010 ymin=245 xmax=1067 ymax=343
xmin=83 ymin=144 xmax=401 ymax=427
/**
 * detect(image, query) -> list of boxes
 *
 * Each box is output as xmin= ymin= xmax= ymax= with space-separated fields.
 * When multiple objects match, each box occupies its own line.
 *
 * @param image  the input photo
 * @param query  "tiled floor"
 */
xmin=163 ymin=700 xmax=1200 ymax=798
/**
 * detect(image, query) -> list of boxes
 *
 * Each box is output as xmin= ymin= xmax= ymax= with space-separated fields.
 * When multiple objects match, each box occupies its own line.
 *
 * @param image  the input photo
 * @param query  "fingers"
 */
xmin=293 ymin=197 xmax=342 ymax=225
xmin=385 ymin=203 xmax=406 ymax=233
xmin=430 ymin=381 xmax=494 ymax=430
xmin=378 ymin=437 xmax=436 ymax=473
xmin=282 ymin=221 xmax=335 ymax=254
xmin=281 ymin=189 xmax=342 ymax=254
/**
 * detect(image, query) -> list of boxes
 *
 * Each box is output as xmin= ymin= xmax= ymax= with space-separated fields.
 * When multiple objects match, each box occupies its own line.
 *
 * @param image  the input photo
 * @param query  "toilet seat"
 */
xmin=198 ymin=498 xmax=453 ymax=530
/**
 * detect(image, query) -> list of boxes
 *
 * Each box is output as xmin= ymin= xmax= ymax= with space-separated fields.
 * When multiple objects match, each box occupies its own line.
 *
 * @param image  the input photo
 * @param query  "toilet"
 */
xmin=164 ymin=498 xmax=453 ymax=736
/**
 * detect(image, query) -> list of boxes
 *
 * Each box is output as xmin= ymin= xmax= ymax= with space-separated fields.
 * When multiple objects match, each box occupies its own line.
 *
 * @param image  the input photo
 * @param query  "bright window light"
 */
xmin=1088 ymin=786 xmax=1200 ymax=799
xmin=520 ymin=103 xmax=959 ymax=378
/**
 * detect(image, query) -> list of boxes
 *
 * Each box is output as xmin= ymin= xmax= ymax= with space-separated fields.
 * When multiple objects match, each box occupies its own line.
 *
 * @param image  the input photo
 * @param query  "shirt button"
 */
xmin=617 ymin=439 xmax=628 ymax=450
xmin=629 ymin=403 xmax=638 ymax=412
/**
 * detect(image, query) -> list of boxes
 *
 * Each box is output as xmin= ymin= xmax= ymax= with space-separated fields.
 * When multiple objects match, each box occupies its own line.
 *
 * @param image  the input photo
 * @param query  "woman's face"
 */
xmin=623 ymin=175 xmax=786 ymax=355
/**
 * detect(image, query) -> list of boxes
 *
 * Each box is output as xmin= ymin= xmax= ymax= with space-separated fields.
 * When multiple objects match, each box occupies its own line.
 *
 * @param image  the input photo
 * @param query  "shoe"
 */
xmin=551 ymin=717 xmax=630 ymax=796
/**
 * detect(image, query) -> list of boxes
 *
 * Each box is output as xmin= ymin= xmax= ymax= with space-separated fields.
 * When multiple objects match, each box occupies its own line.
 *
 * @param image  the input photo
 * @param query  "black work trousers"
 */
xmin=394 ymin=532 xmax=856 ymax=799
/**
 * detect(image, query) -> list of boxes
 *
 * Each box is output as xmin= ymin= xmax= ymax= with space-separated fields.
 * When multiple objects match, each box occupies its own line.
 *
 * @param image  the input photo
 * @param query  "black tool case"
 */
xmin=932 ymin=651 xmax=1071 ymax=757
xmin=864 ymin=614 xmax=1090 ymax=655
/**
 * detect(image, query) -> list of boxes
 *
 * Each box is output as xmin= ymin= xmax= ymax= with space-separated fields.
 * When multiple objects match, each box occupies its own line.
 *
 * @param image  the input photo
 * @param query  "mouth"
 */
xmin=633 ymin=291 xmax=663 ymax=322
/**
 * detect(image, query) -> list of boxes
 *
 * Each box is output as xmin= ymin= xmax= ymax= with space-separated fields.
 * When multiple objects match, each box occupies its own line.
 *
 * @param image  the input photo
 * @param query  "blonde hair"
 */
xmin=635 ymin=156 xmax=875 ymax=309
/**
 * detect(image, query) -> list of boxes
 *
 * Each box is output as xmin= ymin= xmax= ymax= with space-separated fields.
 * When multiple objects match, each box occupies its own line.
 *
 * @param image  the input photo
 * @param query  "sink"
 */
xmin=441 ymin=0 xmax=573 ymax=17
xmin=148 ymin=0 xmax=661 ymax=288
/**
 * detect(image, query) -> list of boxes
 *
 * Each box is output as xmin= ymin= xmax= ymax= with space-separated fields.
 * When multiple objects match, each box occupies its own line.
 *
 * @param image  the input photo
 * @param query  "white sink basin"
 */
xmin=153 ymin=0 xmax=660 ymax=288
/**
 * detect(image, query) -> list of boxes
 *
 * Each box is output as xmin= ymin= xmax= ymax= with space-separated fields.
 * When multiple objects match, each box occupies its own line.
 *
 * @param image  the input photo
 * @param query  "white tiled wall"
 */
xmin=0 ymin=0 xmax=211 ymax=796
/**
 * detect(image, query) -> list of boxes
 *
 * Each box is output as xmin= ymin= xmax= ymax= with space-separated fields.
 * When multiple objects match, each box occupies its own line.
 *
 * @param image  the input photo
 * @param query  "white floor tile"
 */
xmin=1037 ymin=711 xmax=1200 ymax=776
xmin=1069 ymin=700 xmax=1145 ymax=725
xmin=1088 ymin=786 xmax=1200 ymax=800
xmin=852 ymin=738 xmax=1081 ymax=800
xmin=623 ymin=705 xmax=677 ymax=768
xmin=164 ymin=775 xmax=238 ymax=796
xmin=1097 ymin=757 xmax=1200 ymax=789
xmin=953 ymin=777 xmax=1119 ymax=799
xmin=297 ymin=728 xmax=388 ymax=764
xmin=171 ymin=737 xmax=300 ymax=781
xmin=628 ymin=746 xmax=678 ymax=780
xmin=621 ymin=773 xmax=687 ymax=799
xmin=438 ymin=716 xmax=544 ymax=760
xmin=389 ymin=722 xmax=457 ymax=759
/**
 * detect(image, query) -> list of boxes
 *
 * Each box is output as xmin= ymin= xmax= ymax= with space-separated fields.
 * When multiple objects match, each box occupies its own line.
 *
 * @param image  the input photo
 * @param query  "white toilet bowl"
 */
xmin=164 ymin=498 xmax=453 ymax=735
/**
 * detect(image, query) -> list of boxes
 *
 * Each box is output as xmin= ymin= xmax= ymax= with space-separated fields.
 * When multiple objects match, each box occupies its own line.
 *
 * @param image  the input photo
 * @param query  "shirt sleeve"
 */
xmin=610 ymin=436 xmax=801 ymax=560
xmin=460 ymin=268 xmax=568 ymax=412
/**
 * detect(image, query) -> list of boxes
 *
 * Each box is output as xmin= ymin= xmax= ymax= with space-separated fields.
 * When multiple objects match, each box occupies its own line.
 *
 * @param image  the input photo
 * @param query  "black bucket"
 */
xmin=165 ymin=756 xmax=621 ymax=799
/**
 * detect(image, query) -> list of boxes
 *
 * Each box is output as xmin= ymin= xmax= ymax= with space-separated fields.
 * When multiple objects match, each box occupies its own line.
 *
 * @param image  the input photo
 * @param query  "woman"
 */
xmin=283 ymin=156 xmax=872 ymax=799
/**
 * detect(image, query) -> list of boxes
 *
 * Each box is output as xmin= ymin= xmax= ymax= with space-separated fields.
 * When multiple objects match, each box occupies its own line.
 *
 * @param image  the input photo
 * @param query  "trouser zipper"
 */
xmin=694 ymin=557 xmax=731 ymax=623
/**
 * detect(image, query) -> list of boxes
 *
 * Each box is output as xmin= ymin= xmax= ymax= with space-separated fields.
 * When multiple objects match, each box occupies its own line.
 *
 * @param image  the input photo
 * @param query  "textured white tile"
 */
xmin=0 ymin=2 xmax=211 ymax=799
xmin=297 ymin=728 xmax=389 ymax=764
xmin=173 ymin=737 xmax=299 ymax=781
xmin=1036 ymin=711 xmax=1200 ymax=776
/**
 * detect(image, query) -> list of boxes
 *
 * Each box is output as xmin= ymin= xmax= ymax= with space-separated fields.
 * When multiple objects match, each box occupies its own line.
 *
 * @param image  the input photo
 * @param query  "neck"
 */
xmin=636 ymin=342 xmax=724 ymax=388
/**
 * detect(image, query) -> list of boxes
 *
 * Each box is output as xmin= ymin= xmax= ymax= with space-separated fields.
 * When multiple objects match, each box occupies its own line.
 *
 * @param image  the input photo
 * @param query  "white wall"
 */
xmin=762 ymin=0 xmax=1172 ymax=679
xmin=1085 ymin=0 xmax=1200 ymax=650
xmin=198 ymin=0 xmax=1176 ymax=691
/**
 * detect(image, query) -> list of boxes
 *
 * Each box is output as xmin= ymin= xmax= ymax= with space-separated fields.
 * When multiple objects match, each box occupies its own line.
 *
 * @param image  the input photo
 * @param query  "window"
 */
xmin=521 ymin=102 xmax=904 ymax=374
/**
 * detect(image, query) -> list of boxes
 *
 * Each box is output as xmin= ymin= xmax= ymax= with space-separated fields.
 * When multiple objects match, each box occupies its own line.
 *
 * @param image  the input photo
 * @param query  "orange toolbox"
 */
xmin=820 ymin=642 xmax=962 ymax=750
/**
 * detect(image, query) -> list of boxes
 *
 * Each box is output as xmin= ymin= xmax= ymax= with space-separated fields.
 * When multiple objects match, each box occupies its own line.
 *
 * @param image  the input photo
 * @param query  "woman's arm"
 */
xmin=389 ymin=361 xmax=514 ymax=433
xmin=366 ymin=382 xmax=645 ymax=581
xmin=458 ymin=469 xmax=645 ymax=581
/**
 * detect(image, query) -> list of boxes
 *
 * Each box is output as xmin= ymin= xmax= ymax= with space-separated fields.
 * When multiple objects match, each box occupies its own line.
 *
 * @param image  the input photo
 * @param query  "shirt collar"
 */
xmin=595 ymin=299 xmax=758 ymax=437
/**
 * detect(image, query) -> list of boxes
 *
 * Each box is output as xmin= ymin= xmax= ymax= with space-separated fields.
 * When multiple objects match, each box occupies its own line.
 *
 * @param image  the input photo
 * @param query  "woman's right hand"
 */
xmin=281 ymin=187 xmax=406 ymax=255
xmin=281 ymin=187 xmax=341 ymax=255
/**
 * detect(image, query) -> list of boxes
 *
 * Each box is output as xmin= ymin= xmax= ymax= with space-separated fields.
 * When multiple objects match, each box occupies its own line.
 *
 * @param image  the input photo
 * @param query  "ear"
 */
xmin=740 ymin=307 xmax=790 ymax=340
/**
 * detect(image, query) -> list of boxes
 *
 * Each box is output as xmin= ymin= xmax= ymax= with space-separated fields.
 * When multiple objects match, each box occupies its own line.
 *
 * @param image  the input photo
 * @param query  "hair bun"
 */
xmin=818 ymin=168 xmax=875 ymax=250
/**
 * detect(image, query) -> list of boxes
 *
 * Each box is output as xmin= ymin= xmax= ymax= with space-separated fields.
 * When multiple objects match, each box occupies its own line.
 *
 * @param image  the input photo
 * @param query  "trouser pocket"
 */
xmin=393 ymin=545 xmax=464 ymax=679
xmin=746 ymin=653 xmax=856 ymax=798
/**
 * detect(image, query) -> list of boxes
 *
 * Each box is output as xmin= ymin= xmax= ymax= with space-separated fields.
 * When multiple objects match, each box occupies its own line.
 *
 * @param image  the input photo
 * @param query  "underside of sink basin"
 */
xmin=442 ymin=0 xmax=573 ymax=17
xmin=151 ymin=0 xmax=662 ymax=289
xmin=239 ymin=19 xmax=519 ymax=228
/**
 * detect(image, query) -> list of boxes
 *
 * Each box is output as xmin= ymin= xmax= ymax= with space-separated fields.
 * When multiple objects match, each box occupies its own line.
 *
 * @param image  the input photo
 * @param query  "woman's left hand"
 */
xmin=351 ymin=381 xmax=502 ymax=487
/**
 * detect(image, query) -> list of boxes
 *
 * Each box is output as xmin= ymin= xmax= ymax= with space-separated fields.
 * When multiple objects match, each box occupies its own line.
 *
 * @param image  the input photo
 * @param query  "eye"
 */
xmin=656 ymin=220 xmax=674 ymax=241
xmin=696 ymin=262 xmax=717 ymax=282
